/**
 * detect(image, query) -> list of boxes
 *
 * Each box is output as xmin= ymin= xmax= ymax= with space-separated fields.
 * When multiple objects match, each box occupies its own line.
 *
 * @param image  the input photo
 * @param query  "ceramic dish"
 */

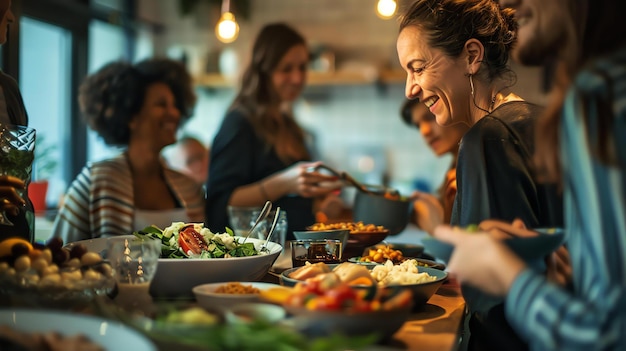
xmin=284 ymin=303 xmax=411 ymax=341
xmin=422 ymin=227 xmax=565 ymax=264
xmin=365 ymin=242 xmax=425 ymax=258
xmin=0 ymin=308 xmax=156 ymax=351
xmin=341 ymin=231 xmax=391 ymax=259
xmin=0 ymin=275 xmax=115 ymax=310
xmin=192 ymin=282 xmax=281 ymax=312
xmin=280 ymin=264 xmax=448 ymax=308
xmin=347 ymin=256 xmax=446 ymax=270
xmin=67 ymin=235 xmax=282 ymax=298
xmin=352 ymin=189 xmax=411 ymax=235
xmin=348 ymin=230 xmax=390 ymax=248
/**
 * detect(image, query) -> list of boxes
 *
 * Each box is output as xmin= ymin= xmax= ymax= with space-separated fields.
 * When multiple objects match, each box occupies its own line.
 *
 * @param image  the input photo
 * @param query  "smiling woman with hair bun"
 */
xmin=396 ymin=0 xmax=564 ymax=350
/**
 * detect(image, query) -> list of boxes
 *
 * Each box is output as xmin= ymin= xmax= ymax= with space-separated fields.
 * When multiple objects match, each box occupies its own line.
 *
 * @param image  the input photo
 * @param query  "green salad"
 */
xmin=133 ymin=222 xmax=260 ymax=259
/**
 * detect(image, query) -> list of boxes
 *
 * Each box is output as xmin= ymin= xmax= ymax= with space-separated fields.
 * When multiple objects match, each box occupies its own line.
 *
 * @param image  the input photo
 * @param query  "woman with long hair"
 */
xmin=205 ymin=23 xmax=340 ymax=237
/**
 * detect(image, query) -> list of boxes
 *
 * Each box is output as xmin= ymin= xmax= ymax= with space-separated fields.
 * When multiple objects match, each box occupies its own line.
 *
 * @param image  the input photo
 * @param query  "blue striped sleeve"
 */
xmin=505 ymin=49 xmax=626 ymax=351
xmin=506 ymin=269 xmax=623 ymax=350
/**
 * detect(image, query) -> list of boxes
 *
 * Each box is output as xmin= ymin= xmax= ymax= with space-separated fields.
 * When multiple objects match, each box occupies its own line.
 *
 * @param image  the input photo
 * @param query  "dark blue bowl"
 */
xmin=422 ymin=228 xmax=565 ymax=264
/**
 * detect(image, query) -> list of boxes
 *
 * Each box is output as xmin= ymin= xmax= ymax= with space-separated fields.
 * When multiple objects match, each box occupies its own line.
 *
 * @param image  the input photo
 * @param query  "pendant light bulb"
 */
xmin=376 ymin=0 xmax=397 ymax=20
xmin=216 ymin=11 xmax=239 ymax=44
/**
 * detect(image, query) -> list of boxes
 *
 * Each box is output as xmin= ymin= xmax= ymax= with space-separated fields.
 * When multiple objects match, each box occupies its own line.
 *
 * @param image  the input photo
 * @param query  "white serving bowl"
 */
xmin=192 ymin=282 xmax=281 ymax=312
xmin=66 ymin=235 xmax=282 ymax=298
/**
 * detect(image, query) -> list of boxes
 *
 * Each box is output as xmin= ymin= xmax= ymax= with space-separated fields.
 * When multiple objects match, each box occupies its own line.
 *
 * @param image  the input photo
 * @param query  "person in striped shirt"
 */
xmin=435 ymin=0 xmax=626 ymax=349
xmin=53 ymin=58 xmax=205 ymax=243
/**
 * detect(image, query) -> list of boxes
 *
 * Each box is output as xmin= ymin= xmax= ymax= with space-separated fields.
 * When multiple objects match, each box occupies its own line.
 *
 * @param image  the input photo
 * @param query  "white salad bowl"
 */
xmin=66 ymin=235 xmax=282 ymax=299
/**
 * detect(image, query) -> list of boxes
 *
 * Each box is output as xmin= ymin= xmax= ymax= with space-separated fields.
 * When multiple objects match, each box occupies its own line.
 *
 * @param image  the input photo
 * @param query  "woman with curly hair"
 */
xmin=52 ymin=58 xmax=204 ymax=243
xmin=205 ymin=23 xmax=341 ymax=237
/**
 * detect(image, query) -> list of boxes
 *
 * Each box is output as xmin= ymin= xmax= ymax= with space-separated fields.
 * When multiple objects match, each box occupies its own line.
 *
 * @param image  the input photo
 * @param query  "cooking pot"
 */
xmin=352 ymin=185 xmax=411 ymax=236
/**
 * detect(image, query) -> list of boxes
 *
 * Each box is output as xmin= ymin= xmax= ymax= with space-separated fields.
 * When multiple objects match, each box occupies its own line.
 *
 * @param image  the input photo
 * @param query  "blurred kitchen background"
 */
xmin=6 ymin=0 xmax=547 ymax=213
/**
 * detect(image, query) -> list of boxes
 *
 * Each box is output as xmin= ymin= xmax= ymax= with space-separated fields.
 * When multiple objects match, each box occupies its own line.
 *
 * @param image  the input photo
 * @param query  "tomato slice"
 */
xmin=178 ymin=225 xmax=209 ymax=255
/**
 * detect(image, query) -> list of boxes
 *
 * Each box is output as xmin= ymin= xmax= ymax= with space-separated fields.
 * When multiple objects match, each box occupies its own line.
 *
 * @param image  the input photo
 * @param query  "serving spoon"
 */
xmin=308 ymin=164 xmax=398 ymax=198
xmin=260 ymin=207 xmax=281 ymax=253
xmin=242 ymin=200 xmax=272 ymax=243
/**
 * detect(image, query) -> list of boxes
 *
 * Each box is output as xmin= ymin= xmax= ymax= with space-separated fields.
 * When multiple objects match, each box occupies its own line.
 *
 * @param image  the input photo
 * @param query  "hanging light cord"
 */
xmin=222 ymin=0 xmax=230 ymax=14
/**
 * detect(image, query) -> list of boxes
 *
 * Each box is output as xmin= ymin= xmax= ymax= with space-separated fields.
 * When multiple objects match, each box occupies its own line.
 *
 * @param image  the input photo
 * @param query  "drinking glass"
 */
xmin=227 ymin=205 xmax=262 ymax=237
xmin=291 ymin=239 xmax=342 ymax=267
xmin=249 ymin=209 xmax=288 ymax=250
xmin=107 ymin=237 xmax=161 ymax=314
xmin=0 ymin=124 xmax=35 ymax=227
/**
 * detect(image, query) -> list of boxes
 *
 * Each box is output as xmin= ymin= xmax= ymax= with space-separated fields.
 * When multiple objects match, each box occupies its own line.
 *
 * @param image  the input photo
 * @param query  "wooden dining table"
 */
xmin=14 ymin=222 xmax=467 ymax=351
xmin=386 ymin=279 xmax=465 ymax=351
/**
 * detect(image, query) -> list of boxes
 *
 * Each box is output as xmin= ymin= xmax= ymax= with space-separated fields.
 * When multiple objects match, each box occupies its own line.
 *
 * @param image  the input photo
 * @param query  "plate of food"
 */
xmin=192 ymin=281 xmax=283 ymax=312
xmin=366 ymin=243 xmax=425 ymax=258
xmin=281 ymin=261 xmax=447 ymax=308
xmin=0 ymin=308 xmax=156 ymax=351
xmin=280 ymin=270 xmax=414 ymax=341
xmin=348 ymin=256 xmax=446 ymax=270
xmin=0 ymin=237 xmax=115 ymax=309
xmin=102 ymin=300 xmax=373 ymax=351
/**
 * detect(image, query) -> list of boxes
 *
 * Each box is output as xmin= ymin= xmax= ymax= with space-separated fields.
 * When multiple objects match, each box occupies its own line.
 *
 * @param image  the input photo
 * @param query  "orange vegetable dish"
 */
xmin=284 ymin=272 xmax=412 ymax=312
xmin=308 ymin=221 xmax=386 ymax=233
xmin=215 ymin=282 xmax=260 ymax=294
xmin=359 ymin=245 xmax=405 ymax=264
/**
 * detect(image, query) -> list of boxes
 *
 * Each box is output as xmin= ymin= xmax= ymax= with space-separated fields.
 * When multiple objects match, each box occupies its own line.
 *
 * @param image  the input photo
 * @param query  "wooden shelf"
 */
xmin=194 ymin=69 xmax=405 ymax=89
xmin=194 ymin=73 xmax=235 ymax=89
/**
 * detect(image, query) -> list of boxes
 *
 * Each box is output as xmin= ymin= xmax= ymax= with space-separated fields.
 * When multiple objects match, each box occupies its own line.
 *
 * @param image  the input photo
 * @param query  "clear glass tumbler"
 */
xmin=250 ymin=209 xmax=288 ymax=250
xmin=291 ymin=239 xmax=342 ymax=267
xmin=107 ymin=237 xmax=161 ymax=314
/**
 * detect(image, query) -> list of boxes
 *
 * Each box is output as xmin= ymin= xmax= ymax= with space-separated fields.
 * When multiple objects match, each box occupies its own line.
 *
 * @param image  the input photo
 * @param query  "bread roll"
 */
xmin=332 ymin=262 xmax=375 ymax=285
xmin=288 ymin=262 xmax=331 ymax=280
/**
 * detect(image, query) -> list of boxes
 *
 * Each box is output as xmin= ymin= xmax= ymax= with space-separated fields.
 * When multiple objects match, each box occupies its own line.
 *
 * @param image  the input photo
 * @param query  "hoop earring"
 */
xmin=468 ymin=73 xmax=490 ymax=115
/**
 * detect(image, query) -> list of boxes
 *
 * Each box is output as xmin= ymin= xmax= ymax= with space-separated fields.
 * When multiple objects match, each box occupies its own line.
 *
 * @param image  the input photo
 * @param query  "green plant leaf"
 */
xmin=33 ymin=134 xmax=58 ymax=180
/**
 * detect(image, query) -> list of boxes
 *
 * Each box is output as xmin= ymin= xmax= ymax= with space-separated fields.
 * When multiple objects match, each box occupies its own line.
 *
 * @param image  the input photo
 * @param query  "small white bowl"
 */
xmin=192 ymin=282 xmax=280 ymax=312
xmin=225 ymin=302 xmax=287 ymax=325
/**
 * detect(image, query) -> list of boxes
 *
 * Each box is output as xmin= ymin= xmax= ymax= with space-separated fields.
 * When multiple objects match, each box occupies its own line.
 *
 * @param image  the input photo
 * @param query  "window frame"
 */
xmin=2 ymin=0 xmax=137 ymax=186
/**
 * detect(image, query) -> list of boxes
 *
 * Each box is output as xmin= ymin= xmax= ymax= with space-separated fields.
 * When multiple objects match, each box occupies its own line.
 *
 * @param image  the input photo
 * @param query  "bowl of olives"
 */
xmin=0 ymin=237 xmax=115 ymax=309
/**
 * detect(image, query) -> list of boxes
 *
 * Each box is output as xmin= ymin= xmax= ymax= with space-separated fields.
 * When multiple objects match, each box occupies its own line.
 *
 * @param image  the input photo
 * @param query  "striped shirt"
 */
xmin=52 ymin=154 xmax=205 ymax=243
xmin=506 ymin=49 xmax=626 ymax=350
